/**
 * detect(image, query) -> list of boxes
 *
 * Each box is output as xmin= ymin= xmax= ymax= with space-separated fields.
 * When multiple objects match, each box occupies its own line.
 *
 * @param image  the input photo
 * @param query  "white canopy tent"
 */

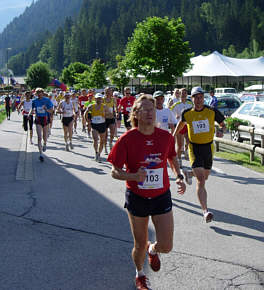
xmin=244 ymin=84 xmax=264 ymax=91
xmin=177 ymin=51 xmax=264 ymax=88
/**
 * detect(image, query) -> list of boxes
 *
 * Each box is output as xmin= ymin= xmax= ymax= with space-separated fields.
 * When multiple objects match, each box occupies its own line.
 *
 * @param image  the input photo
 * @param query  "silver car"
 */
xmin=231 ymin=101 xmax=264 ymax=142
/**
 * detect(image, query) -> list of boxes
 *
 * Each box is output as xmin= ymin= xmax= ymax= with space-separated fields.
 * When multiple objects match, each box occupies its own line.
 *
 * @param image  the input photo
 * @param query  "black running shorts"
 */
xmin=105 ymin=118 xmax=115 ymax=128
xmin=35 ymin=116 xmax=49 ymax=127
xmin=124 ymin=189 xmax=172 ymax=217
xmin=23 ymin=115 xmax=33 ymax=131
xmin=123 ymin=114 xmax=131 ymax=128
xmin=189 ymin=142 xmax=213 ymax=170
xmin=91 ymin=122 xmax=106 ymax=134
xmin=62 ymin=116 xmax=74 ymax=127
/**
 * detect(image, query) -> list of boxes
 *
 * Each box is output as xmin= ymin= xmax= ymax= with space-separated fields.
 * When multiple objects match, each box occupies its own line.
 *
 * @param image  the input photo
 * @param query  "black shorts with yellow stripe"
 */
xmin=189 ymin=141 xmax=213 ymax=170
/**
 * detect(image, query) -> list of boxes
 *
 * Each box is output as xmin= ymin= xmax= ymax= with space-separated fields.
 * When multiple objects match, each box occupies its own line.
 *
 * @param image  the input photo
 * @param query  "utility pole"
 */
xmin=6 ymin=48 xmax=12 ymax=86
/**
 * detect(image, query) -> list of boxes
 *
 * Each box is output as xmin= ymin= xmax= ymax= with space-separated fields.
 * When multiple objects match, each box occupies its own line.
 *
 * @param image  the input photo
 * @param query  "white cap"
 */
xmin=191 ymin=86 xmax=204 ymax=96
xmin=95 ymin=93 xmax=103 ymax=99
xmin=113 ymin=91 xmax=119 ymax=97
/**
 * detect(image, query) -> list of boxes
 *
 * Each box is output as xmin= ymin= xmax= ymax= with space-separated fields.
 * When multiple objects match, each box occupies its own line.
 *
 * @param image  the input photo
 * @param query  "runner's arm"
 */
xmin=111 ymin=165 xmax=146 ymax=182
xmin=167 ymin=156 xmax=186 ymax=194
xmin=172 ymin=120 xmax=186 ymax=137
xmin=17 ymin=101 xmax=24 ymax=112
xmin=214 ymin=108 xmax=226 ymax=136
xmin=56 ymin=102 xmax=63 ymax=114
xmin=117 ymin=102 xmax=122 ymax=113
xmin=169 ymin=123 xmax=175 ymax=134
xmin=84 ymin=109 xmax=90 ymax=123
xmin=46 ymin=107 xmax=53 ymax=114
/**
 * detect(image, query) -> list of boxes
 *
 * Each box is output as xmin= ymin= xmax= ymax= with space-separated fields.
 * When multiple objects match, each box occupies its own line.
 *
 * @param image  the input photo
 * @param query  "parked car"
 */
xmin=230 ymin=101 xmax=264 ymax=142
xmin=215 ymin=87 xmax=237 ymax=95
xmin=0 ymin=95 xmax=6 ymax=105
xmin=205 ymin=94 xmax=242 ymax=116
xmin=239 ymin=93 xmax=264 ymax=103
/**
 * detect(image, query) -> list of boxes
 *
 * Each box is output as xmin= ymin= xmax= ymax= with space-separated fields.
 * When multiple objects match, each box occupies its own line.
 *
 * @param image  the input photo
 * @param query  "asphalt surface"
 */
xmin=0 ymin=112 xmax=263 ymax=290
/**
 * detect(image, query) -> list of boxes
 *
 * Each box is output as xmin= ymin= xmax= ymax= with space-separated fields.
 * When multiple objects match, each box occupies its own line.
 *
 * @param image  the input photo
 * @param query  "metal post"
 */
xmin=261 ymin=135 xmax=264 ymax=166
xmin=249 ymin=127 xmax=255 ymax=162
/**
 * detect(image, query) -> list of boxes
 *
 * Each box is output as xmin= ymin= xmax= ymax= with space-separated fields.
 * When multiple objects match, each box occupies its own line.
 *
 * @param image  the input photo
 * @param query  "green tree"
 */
xmin=61 ymin=62 xmax=90 ymax=86
xmin=73 ymin=59 xmax=108 ymax=90
xmin=26 ymin=62 xmax=51 ymax=89
xmin=222 ymin=44 xmax=237 ymax=57
xmin=48 ymin=27 xmax=65 ymax=72
xmin=107 ymin=55 xmax=130 ymax=91
xmin=74 ymin=70 xmax=91 ymax=90
xmin=88 ymin=59 xmax=108 ymax=88
xmin=123 ymin=16 xmax=192 ymax=85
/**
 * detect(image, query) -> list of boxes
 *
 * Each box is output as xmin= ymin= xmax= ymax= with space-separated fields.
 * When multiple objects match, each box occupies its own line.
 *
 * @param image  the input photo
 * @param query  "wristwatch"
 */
xmin=177 ymin=174 xmax=184 ymax=180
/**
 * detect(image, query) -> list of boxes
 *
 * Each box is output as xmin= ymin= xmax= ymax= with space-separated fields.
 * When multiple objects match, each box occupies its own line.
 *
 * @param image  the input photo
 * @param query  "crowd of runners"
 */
xmin=4 ymin=85 xmax=226 ymax=290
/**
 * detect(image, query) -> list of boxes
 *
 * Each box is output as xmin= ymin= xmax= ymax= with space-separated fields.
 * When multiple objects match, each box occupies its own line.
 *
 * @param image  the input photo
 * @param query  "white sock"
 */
xmin=149 ymin=243 xmax=157 ymax=255
xmin=136 ymin=269 xmax=145 ymax=278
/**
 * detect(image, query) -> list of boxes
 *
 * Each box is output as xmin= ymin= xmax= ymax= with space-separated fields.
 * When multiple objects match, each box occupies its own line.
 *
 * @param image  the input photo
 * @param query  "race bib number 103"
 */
xmin=138 ymin=168 xmax=163 ymax=190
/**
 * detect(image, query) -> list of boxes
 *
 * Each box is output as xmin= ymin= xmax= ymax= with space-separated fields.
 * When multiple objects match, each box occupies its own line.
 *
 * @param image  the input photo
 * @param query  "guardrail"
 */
xmin=214 ymin=125 xmax=264 ymax=165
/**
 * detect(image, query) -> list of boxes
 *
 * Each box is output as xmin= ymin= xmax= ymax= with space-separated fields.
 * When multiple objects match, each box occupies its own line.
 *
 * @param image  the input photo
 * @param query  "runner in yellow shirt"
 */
xmin=103 ymin=87 xmax=117 ymax=154
xmin=85 ymin=93 xmax=107 ymax=162
xmin=173 ymin=86 xmax=226 ymax=223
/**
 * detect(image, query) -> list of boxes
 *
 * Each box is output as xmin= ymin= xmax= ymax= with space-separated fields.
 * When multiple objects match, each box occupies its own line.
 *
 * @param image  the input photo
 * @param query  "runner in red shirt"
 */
xmin=79 ymin=89 xmax=89 ymax=132
xmin=118 ymin=87 xmax=135 ymax=130
xmin=108 ymin=94 xmax=185 ymax=290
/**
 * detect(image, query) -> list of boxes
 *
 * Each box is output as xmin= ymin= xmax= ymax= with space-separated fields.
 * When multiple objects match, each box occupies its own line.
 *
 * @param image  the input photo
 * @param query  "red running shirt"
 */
xmin=108 ymin=127 xmax=176 ymax=198
xmin=79 ymin=95 xmax=89 ymax=109
xmin=119 ymin=96 xmax=136 ymax=115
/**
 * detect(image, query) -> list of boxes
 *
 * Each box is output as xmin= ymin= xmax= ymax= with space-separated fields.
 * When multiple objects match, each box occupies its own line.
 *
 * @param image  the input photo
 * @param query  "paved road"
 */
xmin=0 ymin=112 xmax=263 ymax=290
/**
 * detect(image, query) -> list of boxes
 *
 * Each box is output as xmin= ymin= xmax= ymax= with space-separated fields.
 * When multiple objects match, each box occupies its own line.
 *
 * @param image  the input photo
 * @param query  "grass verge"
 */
xmin=0 ymin=105 xmax=6 ymax=124
xmin=215 ymin=149 xmax=264 ymax=174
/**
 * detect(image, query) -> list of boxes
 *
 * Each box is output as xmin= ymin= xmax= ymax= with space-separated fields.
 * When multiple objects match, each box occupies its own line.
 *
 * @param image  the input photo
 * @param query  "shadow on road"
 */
xmin=210 ymin=226 xmax=264 ymax=242
xmin=0 ymin=145 xmax=154 ymax=290
xmin=212 ymin=158 xmax=264 ymax=185
xmin=172 ymin=198 xmax=264 ymax=242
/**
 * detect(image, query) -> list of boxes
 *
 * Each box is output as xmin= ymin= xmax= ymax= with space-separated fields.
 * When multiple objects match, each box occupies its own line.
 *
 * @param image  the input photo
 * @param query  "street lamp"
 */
xmin=6 ymin=48 xmax=12 ymax=86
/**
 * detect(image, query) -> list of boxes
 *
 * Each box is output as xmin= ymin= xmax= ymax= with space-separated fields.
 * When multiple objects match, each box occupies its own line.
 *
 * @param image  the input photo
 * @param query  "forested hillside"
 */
xmin=0 ymin=0 xmax=82 ymax=64
xmin=5 ymin=0 xmax=264 ymax=75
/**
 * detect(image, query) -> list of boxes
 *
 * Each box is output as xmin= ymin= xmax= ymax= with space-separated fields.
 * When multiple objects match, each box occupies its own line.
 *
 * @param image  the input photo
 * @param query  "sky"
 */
xmin=0 ymin=0 xmax=32 ymax=33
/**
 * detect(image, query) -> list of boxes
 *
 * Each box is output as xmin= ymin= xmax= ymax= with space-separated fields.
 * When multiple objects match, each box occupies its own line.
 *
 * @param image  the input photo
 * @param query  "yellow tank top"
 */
xmin=104 ymin=98 xmax=115 ymax=110
xmin=183 ymin=106 xmax=216 ymax=144
xmin=91 ymin=104 xmax=105 ymax=124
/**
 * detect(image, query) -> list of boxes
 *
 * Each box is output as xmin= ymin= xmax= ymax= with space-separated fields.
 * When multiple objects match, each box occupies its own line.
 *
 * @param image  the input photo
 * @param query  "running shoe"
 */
xmin=69 ymin=142 xmax=74 ymax=150
xmin=74 ymin=129 xmax=77 ymax=134
xmin=183 ymin=169 xmax=192 ymax=185
xmin=30 ymin=139 xmax=33 ymax=145
xmin=104 ymin=148 xmax=108 ymax=155
xmin=39 ymin=155 xmax=44 ymax=162
xmin=97 ymin=155 xmax=102 ymax=163
xmin=204 ymin=211 xmax=214 ymax=223
xmin=135 ymin=276 xmax=151 ymax=290
xmin=42 ymin=144 xmax=47 ymax=152
xmin=65 ymin=144 xmax=70 ymax=151
xmin=95 ymin=152 xmax=99 ymax=161
xmin=147 ymin=242 xmax=160 ymax=272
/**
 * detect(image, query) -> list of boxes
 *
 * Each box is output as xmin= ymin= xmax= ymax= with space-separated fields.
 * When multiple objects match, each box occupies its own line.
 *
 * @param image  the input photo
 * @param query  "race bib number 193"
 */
xmin=192 ymin=119 xmax=210 ymax=134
